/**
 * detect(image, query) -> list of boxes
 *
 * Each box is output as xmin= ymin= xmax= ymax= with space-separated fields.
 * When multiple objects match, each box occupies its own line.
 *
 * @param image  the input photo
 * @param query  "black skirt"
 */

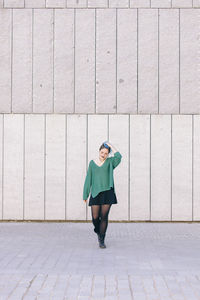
xmin=88 ymin=187 xmax=117 ymax=206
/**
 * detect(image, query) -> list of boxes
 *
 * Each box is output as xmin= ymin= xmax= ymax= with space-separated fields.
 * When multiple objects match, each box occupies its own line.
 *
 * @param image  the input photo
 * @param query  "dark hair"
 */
xmin=99 ymin=143 xmax=111 ymax=154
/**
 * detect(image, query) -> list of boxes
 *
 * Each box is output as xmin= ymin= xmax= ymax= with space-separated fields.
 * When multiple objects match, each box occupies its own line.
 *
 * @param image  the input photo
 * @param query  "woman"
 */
xmin=83 ymin=141 xmax=122 ymax=249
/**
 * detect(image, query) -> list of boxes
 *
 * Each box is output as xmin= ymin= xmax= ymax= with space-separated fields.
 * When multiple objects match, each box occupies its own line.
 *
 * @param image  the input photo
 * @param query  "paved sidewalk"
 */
xmin=0 ymin=222 xmax=200 ymax=299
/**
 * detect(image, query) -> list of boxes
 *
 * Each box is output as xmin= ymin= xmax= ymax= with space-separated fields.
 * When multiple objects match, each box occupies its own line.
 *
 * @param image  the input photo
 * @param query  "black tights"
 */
xmin=91 ymin=204 xmax=111 ymax=235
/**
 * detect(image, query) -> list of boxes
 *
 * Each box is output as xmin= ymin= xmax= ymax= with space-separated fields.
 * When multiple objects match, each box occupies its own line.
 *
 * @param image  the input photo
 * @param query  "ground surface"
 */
xmin=0 ymin=222 xmax=200 ymax=299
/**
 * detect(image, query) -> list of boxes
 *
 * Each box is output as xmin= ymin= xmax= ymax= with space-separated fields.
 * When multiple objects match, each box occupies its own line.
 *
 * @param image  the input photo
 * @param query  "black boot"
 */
xmin=93 ymin=227 xmax=101 ymax=243
xmin=99 ymin=233 xmax=106 ymax=248
xmin=93 ymin=218 xmax=100 ymax=235
xmin=97 ymin=232 xmax=101 ymax=243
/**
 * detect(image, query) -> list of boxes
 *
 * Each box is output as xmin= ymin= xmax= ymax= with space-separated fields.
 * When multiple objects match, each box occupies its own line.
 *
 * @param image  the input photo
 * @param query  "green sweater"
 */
xmin=83 ymin=151 xmax=122 ymax=200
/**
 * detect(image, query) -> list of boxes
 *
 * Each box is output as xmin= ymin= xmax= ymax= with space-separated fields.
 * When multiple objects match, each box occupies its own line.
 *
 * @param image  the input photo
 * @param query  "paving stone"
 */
xmin=0 ymin=222 xmax=199 ymax=299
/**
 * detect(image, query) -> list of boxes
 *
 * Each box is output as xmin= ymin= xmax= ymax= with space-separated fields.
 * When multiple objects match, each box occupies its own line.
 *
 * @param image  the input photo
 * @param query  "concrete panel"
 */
xmin=88 ymin=0 xmax=108 ymax=7
xmin=66 ymin=115 xmax=87 ymax=220
xmin=193 ymin=115 xmax=200 ymax=220
xmin=193 ymin=0 xmax=200 ymax=7
xmin=172 ymin=0 xmax=192 ymax=7
xmin=109 ymin=115 xmax=128 ymax=221
xmin=4 ymin=0 xmax=24 ymax=7
xmin=45 ymin=115 xmax=65 ymax=219
xmin=151 ymin=0 xmax=171 ymax=7
xmin=130 ymin=115 xmax=150 ymax=220
xmin=172 ymin=115 xmax=192 ymax=220
xmin=159 ymin=9 xmax=179 ymax=114
xmin=12 ymin=9 xmax=32 ymax=113
xmin=0 ymin=9 xmax=11 ymax=112
xmin=109 ymin=0 xmax=129 ymax=7
xmin=75 ymin=9 xmax=95 ymax=113
xmin=117 ymin=9 xmax=137 ymax=113
xmin=96 ymin=9 xmax=116 ymax=113
xmin=24 ymin=115 xmax=45 ymax=220
xmin=33 ymin=9 xmax=53 ymax=113
xmin=46 ymin=0 xmax=66 ymax=7
xmin=130 ymin=0 xmax=150 ymax=7
xmin=54 ymin=9 xmax=74 ymax=113
xmin=180 ymin=9 xmax=200 ymax=113
xmin=151 ymin=115 xmax=171 ymax=220
xmin=0 ymin=115 xmax=2 ymax=219
xmin=67 ymin=0 xmax=87 ymax=7
xmin=138 ymin=9 xmax=158 ymax=113
xmin=25 ymin=0 xmax=45 ymax=7
xmin=3 ymin=114 xmax=24 ymax=219
xmin=87 ymin=114 xmax=108 ymax=220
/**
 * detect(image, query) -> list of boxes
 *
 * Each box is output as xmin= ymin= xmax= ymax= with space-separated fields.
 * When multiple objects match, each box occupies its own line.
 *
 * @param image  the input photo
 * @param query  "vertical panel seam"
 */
xmin=137 ymin=9 xmax=138 ymax=114
xmin=198 ymin=10 xmax=200 ymax=111
xmin=128 ymin=114 xmax=130 ymax=220
xmin=2 ymin=115 xmax=4 ymax=220
xmin=53 ymin=9 xmax=55 ymax=113
xmin=108 ymin=114 xmax=109 ymax=141
xmin=130 ymin=115 xmax=132 ymax=220
xmin=150 ymin=114 xmax=151 ymax=220
xmin=65 ymin=114 xmax=67 ymax=220
xmin=74 ymin=9 xmax=76 ymax=113
xmin=116 ymin=8 xmax=117 ymax=113
xmin=171 ymin=114 xmax=172 ymax=220
xmin=32 ymin=9 xmax=34 ymax=112
xmin=192 ymin=114 xmax=194 ymax=221
xmin=23 ymin=114 xmax=25 ymax=220
xmin=11 ymin=9 xmax=13 ymax=113
xmin=86 ymin=114 xmax=88 ymax=220
xmin=44 ymin=114 xmax=46 ymax=220
xmin=95 ymin=8 xmax=96 ymax=113
xmin=179 ymin=9 xmax=180 ymax=113
xmin=158 ymin=8 xmax=159 ymax=113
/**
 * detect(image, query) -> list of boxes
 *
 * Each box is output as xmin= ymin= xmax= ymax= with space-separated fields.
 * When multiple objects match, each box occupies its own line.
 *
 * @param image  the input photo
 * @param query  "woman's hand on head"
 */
xmin=106 ymin=141 xmax=111 ymax=147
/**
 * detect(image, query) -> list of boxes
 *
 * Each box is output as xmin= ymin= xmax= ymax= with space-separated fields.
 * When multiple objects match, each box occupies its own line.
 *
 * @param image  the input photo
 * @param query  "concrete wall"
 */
xmin=0 ymin=114 xmax=200 ymax=221
xmin=0 ymin=6 xmax=199 ymax=114
xmin=0 ymin=1 xmax=199 ymax=220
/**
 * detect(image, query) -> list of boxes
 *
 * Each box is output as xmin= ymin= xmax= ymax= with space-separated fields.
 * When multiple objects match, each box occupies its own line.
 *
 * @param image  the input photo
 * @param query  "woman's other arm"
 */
xmin=83 ymin=161 xmax=92 ymax=202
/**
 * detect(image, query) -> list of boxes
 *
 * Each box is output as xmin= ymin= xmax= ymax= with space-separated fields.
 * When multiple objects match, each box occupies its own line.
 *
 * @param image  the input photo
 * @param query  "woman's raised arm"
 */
xmin=105 ymin=142 xmax=118 ymax=154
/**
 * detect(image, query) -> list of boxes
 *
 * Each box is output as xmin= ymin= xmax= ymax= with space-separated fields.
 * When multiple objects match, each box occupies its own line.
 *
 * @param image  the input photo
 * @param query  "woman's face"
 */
xmin=99 ymin=148 xmax=109 ymax=161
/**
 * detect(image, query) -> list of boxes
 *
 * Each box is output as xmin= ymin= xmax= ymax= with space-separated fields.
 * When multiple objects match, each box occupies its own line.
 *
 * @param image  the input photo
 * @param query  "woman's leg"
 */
xmin=99 ymin=204 xmax=112 ymax=235
xmin=91 ymin=205 xmax=101 ymax=233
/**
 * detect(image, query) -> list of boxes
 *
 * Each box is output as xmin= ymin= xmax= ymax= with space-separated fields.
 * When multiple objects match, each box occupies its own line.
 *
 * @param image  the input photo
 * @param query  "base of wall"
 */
xmin=0 ymin=220 xmax=199 ymax=223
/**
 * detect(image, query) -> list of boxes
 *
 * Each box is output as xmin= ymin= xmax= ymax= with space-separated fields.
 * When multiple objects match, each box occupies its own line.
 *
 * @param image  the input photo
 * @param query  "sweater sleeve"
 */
xmin=83 ymin=161 xmax=92 ymax=200
xmin=111 ymin=151 xmax=122 ymax=169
